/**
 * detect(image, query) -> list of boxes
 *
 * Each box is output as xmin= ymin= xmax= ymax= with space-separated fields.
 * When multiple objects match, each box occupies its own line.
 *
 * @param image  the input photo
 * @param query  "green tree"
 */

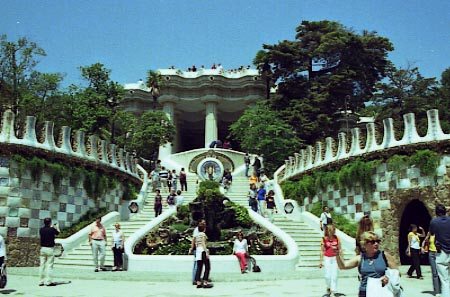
xmin=146 ymin=70 xmax=163 ymax=109
xmin=369 ymin=64 xmax=440 ymax=134
xmin=0 ymin=35 xmax=46 ymax=117
xmin=438 ymin=67 xmax=450 ymax=132
xmin=256 ymin=20 xmax=394 ymax=144
xmin=127 ymin=110 xmax=174 ymax=160
xmin=229 ymin=103 xmax=301 ymax=174
xmin=71 ymin=63 xmax=124 ymax=140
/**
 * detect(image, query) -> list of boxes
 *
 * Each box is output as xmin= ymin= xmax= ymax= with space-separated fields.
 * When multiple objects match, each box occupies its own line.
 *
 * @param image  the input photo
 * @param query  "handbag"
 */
xmin=367 ymin=277 xmax=393 ymax=297
xmin=385 ymin=268 xmax=404 ymax=297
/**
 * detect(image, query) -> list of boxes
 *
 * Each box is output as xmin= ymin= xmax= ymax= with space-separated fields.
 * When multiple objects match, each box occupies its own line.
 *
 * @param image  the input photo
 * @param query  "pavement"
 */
xmin=3 ymin=265 xmax=438 ymax=297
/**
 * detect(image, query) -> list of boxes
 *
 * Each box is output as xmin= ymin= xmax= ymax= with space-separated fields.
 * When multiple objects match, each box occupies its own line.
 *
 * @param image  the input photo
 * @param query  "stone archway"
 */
xmin=380 ymin=185 xmax=450 ymax=264
xmin=399 ymin=199 xmax=431 ymax=265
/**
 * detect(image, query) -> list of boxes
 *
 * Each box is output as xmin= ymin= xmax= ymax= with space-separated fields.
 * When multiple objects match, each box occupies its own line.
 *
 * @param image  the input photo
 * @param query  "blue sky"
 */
xmin=1 ymin=0 xmax=449 ymax=87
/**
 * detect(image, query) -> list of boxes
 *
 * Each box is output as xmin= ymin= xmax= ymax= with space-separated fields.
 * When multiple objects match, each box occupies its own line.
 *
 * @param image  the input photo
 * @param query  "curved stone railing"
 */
xmin=56 ymin=211 xmax=120 ymax=254
xmin=277 ymin=109 xmax=450 ymax=182
xmin=0 ymin=111 xmax=139 ymax=179
xmin=125 ymin=207 xmax=298 ymax=273
xmin=128 ymin=164 xmax=149 ymax=214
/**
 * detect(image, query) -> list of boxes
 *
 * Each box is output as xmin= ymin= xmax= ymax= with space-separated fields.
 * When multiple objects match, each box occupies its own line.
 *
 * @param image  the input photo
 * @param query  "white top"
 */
xmin=248 ymin=189 xmax=256 ymax=199
xmin=193 ymin=227 xmax=199 ymax=237
xmin=320 ymin=212 xmax=331 ymax=225
xmin=0 ymin=235 xmax=6 ymax=258
xmin=195 ymin=232 xmax=207 ymax=260
xmin=409 ymin=232 xmax=420 ymax=249
xmin=176 ymin=195 xmax=184 ymax=206
xmin=112 ymin=230 xmax=124 ymax=248
xmin=233 ymin=238 xmax=248 ymax=254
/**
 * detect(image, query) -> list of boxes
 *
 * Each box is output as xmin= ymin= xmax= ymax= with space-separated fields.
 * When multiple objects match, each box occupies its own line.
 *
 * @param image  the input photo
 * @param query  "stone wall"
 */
xmin=301 ymin=155 xmax=450 ymax=262
xmin=0 ymin=156 xmax=129 ymax=266
xmin=381 ymin=185 xmax=450 ymax=263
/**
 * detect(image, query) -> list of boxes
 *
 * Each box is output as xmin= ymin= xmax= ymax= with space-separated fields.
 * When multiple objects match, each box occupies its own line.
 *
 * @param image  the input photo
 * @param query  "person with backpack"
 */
xmin=319 ymin=225 xmax=341 ymax=297
xmin=336 ymin=231 xmax=399 ymax=297
xmin=320 ymin=206 xmax=333 ymax=235
xmin=179 ymin=168 xmax=187 ymax=191
xmin=429 ymin=204 xmax=450 ymax=297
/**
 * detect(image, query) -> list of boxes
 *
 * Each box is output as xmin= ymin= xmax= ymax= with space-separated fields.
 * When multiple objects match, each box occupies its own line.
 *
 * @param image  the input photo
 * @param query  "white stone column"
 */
xmin=204 ymin=101 xmax=218 ymax=147
xmin=158 ymin=101 xmax=175 ymax=159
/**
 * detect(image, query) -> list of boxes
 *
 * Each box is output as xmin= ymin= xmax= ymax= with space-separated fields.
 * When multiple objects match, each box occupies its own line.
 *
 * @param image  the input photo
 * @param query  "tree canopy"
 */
xmin=229 ymin=103 xmax=301 ymax=174
xmin=255 ymin=20 xmax=394 ymax=144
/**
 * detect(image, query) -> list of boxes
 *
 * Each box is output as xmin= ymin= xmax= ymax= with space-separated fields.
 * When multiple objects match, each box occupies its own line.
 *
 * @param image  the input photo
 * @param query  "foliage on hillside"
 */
xmin=229 ymin=102 xmax=301 ymax=174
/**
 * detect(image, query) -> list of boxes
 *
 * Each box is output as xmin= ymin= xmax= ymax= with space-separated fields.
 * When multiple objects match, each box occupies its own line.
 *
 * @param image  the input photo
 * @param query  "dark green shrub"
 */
xmin=227 ymin=202 xmax=252 ymax=228
xmin=410 ymin=149 xmax=440 ymax=176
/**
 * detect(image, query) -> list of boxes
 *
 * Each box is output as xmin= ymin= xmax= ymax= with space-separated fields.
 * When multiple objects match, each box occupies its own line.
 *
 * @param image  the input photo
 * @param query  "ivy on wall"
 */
xmin=11 ymin=155 xmax=137 ymax=201
xmin=310 ymin=202 xmax=357 ymax=237
xmin=281 ymin=149 xmax=441 ymax=206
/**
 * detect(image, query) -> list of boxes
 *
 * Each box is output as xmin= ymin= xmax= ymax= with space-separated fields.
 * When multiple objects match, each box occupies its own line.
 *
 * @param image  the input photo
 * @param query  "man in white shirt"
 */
xmin=176 ymin=190 xmax=184 ymax=206
xmin=320 ymin=206 xmax=332 ymax=235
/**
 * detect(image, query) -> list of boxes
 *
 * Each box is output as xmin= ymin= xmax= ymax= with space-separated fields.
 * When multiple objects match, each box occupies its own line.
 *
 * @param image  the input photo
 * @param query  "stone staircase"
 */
xmin=272 ymin=216 xmax=353 ymax=268
xmin=55 ymin=174 xmax=355 ymax=270
xmin=54 ymin=175 xmax=198 ymax=269
xmin=224 ymin=176 xmax=355 ymax=269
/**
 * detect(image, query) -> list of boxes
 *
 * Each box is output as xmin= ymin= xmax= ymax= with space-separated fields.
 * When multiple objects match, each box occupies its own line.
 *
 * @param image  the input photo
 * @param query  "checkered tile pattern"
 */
xmin=0 ymin=156 xmax=124 ymax=238
xmin=304 ymin=156 xmax=450 ymax=231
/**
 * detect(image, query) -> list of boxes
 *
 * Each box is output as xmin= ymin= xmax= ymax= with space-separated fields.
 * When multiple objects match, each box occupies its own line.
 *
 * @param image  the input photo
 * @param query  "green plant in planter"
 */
xmin=227 ymin=202 xmax=252 ymax=228
xmin=387 ymin=154 xmax=409 ymax=172
xmin=410 ymin=149 xmax=440 ymax=176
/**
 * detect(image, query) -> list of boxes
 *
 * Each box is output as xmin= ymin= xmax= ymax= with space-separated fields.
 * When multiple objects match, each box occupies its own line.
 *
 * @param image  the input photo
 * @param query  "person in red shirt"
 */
xmin=319 ymin=225 xmax=341 ymax=297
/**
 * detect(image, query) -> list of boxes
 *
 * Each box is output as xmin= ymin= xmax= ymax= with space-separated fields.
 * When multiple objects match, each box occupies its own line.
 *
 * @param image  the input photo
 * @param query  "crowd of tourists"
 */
xmin=317 ymin=204 xmax=450 ymax=297
xmin=168 ymin=63 xmax=252 ymax=74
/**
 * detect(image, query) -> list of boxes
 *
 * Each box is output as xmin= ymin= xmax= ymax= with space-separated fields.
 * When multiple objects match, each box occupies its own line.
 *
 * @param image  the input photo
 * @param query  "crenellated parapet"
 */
xmin=0 ymin=111 xmax=139 ymax=179
xmin=276 ymin=109 xmax=450 ymax=182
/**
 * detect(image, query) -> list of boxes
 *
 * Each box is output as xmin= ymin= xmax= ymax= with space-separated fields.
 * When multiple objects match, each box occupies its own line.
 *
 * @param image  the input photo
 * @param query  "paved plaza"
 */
xmin=5 ymin=265 xmax=437 ymax=297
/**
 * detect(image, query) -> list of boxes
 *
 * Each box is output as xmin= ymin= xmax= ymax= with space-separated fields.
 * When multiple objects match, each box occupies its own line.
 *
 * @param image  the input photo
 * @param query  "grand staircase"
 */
xmin=222 ymin=176 xmax=355 ymax=269
xmin=55 ymin=174 xmax=354 ymax=270
xmin=54 ymin=175 xmax=198 ymax=269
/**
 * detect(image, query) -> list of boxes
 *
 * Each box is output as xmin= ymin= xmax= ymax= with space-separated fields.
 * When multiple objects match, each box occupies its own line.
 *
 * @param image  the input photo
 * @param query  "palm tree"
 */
xmin=146 ymin=70 xmax=162 ymax=109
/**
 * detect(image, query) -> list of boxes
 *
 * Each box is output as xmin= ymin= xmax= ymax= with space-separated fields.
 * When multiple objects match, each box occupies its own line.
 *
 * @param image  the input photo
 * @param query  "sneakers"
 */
xmin=38 ymin=283 xmax=44 ymax=286
xmin=95 ymin=268 xmax=99 ymax=272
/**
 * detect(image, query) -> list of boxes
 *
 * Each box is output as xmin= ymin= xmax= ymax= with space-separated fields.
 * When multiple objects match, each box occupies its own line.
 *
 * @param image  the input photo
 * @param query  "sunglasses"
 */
xmin=366 ymin=239 xmax=381 ymax=245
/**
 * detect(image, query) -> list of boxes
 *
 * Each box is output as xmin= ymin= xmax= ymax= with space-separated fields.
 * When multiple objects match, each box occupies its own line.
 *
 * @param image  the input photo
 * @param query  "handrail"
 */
xmin=124 ymin=208 xmax=177 ymax=257
xmin=0 ymin=111 xmax=140 ymax=179
xmin=55 ymin=211 xmax=120 ymax=255
xmin=129 ymin=164 xmax=149 ymax=213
